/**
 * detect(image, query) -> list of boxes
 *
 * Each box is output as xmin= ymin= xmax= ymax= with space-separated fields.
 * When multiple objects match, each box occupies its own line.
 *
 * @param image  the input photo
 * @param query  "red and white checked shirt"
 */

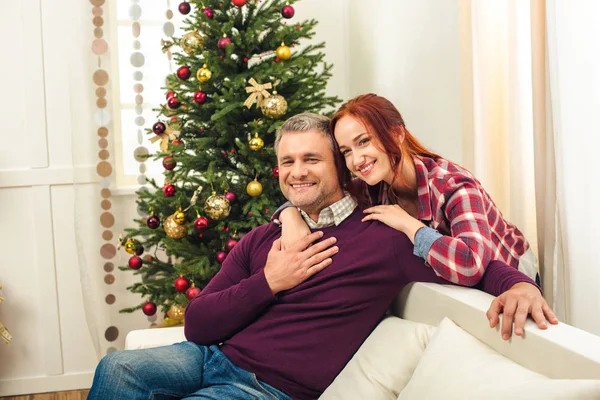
xmin=362 ymin=155 xmax=530 ymax=286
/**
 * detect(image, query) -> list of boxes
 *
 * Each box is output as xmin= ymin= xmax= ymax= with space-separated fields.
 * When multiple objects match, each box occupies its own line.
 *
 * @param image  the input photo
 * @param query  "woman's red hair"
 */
xmin=329 ymin=93 xmax=440 ymax=205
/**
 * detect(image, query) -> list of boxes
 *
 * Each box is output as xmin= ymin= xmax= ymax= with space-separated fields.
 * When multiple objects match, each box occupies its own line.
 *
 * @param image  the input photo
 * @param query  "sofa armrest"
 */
xmin=125 ymin=326 xmax=186 ymax=350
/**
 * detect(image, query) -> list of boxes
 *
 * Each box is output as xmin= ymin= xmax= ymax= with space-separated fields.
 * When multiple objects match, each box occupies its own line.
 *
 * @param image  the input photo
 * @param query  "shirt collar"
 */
xmin=298 ymin=192 xmax=357 ymax=228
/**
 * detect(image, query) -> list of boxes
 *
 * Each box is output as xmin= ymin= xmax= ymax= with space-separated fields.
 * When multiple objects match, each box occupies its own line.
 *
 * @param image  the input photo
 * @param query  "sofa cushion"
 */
xmin=320 ymin=316 xmax=436 ymax=400
xmin=398 ymin=318 xmax=600 ymax=400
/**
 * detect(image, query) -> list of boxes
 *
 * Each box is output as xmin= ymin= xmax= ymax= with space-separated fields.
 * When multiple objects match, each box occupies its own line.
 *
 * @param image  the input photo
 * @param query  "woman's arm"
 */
xmin=279 ymin=207 xmax=312 ymax=250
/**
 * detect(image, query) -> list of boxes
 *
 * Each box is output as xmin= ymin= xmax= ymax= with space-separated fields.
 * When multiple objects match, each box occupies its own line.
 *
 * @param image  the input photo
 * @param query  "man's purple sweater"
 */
xmin=184 ymin=209 xmax=536 ymax=399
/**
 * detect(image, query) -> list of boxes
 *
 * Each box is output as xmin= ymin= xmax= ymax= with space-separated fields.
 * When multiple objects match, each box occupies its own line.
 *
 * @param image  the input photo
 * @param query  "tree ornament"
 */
xmin=153 ymin=122 xmax=166 ymax=134
xmin=281 ymin=4 xmax=295 ymax=18
xmin=163 ymin=184 xmax=176 ymax=197
xmin=186 ymin=285 xmax=201 ymax=300
xmin=178 ymin=1 xmax=191 ymax=14
xmin=172 ymin=139 xmax=183 ymax=146
xmin=246 ymin=179 xmax=263 ymax=197
xmin=202 ymin=8 xmax=214 ymax=18
xmin=163 ymin=213 xmax=187 ymax=238
xmin=196 ymin=64 xmax=212 ymax=83
xmin=167 ymin=97 xmax=181 ymax=109
xmin=124 ymin=238 xmax=139 ymax=255
xmin=260 ymin=92 xmax=288 ymax=119
xmin=147 ymin=215 xmax=160 ymax=229
xmin=166 ymin=91 xmax=176 ymax=100
xmin=135 ymin=245 xmax=144 ymax=256
xmin=224 ymin=191 xmax=236 ymax=203
xmin=218 ymin=35 xmax=232 ymax=49
xmin=225 ymin=239 xmax=238 ymax=252
xmin=150 ymin=120 xmax=181 ymax=152
xmin=194 ymin=216 xmax=209 ymax=231
xmin=128 ymin=255 xmax=143 ymax=270
xmin=180 ymin=31 xmax=204 ymax=55
xmin=232 ymin=0 xmax=247 ymax=7
xmin=174 ymin=209 xmax=186 ymax=225
xmin=216 ymin=251 xmax=227 ymax=264
xmin=193 ymin=90 xmax=207 ymax=104
xmin=273 ymin=166 xmax=279 ymax=178
xmin=177 ymin=66 xmax=191 ymax=80
xmin=276 ymin=43 xmax=291 ymax=60
xmin=162 ymin=156 xmax=177 ymax=170
xmin=248 ymin=132 xmax=264 ymax=151
xmin=142 ymin=302 xmax=157 ymax=316
xmin=167 ymin=304 xmax=185 ymax=321
xmin=174 ymin=276 xmax=190 ymax=292
xmin=244 ymin=78 xmax=272 ymax=109
xmin=204 ymin=192 xmax=231 ymax=220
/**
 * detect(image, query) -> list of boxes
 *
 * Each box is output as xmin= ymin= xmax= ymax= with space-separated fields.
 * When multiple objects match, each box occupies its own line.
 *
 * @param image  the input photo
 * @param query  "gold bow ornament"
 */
xmin=150 ymin=122 xmax=181 ymax=152
xmin=244 ymin=78 xmax=272 ymax=109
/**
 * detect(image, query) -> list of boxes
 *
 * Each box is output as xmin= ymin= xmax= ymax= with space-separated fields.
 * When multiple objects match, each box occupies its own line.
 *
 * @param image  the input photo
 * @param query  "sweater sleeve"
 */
xmin=424 ymin=178 xmax=494 ymax=286
xmin=184 ymin=231 xmax=276 ymax=345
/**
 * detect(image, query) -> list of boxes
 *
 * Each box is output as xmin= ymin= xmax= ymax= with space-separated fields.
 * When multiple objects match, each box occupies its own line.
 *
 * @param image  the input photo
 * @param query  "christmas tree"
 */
xmin=120 ymin=0 xmax=340 ymax=323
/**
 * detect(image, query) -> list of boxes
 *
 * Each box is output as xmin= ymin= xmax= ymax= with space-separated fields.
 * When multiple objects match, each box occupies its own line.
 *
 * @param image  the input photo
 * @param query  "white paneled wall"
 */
xmin=0 ymin=0 xmax=464 ymax=396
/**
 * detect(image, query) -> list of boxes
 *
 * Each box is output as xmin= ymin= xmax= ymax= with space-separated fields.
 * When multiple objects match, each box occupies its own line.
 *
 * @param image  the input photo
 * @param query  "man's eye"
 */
xmin=306 ymin=158 xmax=319 ymax=163
xmin=281 ymin=161 xmax=293 ymax=166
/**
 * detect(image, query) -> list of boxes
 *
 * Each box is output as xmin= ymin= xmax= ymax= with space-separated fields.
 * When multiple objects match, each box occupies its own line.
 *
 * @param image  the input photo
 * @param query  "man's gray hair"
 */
xmin=274 ymin=112 xmax=334 ymax=155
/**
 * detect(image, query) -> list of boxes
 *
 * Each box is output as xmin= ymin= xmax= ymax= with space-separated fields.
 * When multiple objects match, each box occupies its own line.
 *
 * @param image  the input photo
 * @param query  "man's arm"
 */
xmin=184 ymin=230 xmax=275 ymax=345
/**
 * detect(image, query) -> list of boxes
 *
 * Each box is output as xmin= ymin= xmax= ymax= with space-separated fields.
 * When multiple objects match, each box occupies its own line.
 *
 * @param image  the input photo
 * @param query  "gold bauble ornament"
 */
xmin=246 ymin=179 xmax=263 ymax=197
xmin=167 ymin=304 xmax=185 ymax=321
xmin=163 ymin=213 xmax=187 ymax=239
xmin=204 ymin=192 xmax=231 ymax=220
xmin=180 ymin=31 xmax=204 ymax=55
xmin=124 ymin=238 xmax=138 ymax=255
xmin=174 ymin=209 xmax=186 ymax=225
xmin=249 ymin=132 xmax=264 ymax=151
xmin=260 ymin=92 xmax=288 ymax=119
xmin=196 ymin=64 xmax=212 ymax=82
xmin=276 ymin=44 xmax=291 ymax=61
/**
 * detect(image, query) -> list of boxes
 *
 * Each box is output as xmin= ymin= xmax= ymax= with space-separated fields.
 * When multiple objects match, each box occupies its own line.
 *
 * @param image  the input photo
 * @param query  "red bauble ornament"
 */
xmin=194 ymin=216 xmax=209 ymax=231
xmin=142 ymin=302 xmax=157 ymax=316
xmin=225 ymin=239 xmax=238 ymax=252
xmin=281 ymin=5 xmax=295 ymax=18
xmin=218 ymin=37 xmax=232 ymax=49
xmin=193 ymin=91 xmax=208 ymax=104
xmin=224 ymin=191 xmax=236 ymax=203
xmin=178 ymin=2 xmax=191 ymax=14
xmin=167 ymin=97 xmax=181 ymax=109
xmin=163 ymin=184 xmax=176 ymax=197
xmin=273 ymin=166 xmax=279 ymax=178
xmin=232 ymin=0 xmax=246 ymax=6
xmin=172 ymin=139 xmax=183 ymax=146
xmin=128 ymin=255 xmax=143 ymax=270
xmin=216 ymin=251 xmax=227 ymax=264
xmin=153 ymin=122 xmax=166 ymax=134
xmin=177 ymin=66 xmax=191 ymax=80
xmin=202 ymin=8 xmax=214 ymax=18
xmin=186 ymin=286 xmax=202 ymax=300
xmin=174 ymin=277 xmax=190 ymax=292
xmin=147 ymin=215 xmax=160 ymax=229
xmin=162 ymin=156 xmax=177 ymax=170
xmin=243 ymin=57 xmax=249 ymax=62
xmin=166 ymin=91 xmax=176 ymax=100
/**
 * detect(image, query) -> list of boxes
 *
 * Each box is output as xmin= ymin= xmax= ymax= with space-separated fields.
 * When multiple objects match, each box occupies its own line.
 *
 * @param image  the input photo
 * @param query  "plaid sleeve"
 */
xmin=425 ymin=177 xmax=493 ymax=286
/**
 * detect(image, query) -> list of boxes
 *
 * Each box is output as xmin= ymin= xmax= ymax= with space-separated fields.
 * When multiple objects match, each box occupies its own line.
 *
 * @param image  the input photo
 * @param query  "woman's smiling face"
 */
xmin=334 ymin=115 xmax=394 ymax=186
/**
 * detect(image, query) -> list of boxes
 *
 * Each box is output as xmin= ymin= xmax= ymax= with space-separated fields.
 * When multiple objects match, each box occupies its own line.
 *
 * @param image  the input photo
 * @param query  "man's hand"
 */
xmin=264 ymin=231 xmax=338 ymax=295
xmin=487 ymin=282 xmax=559 ymax=340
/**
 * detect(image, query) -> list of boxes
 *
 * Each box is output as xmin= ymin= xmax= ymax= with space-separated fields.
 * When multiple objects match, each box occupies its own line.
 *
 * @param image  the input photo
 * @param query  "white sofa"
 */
xmin=125 ymin=283 xmax=600 ymax=399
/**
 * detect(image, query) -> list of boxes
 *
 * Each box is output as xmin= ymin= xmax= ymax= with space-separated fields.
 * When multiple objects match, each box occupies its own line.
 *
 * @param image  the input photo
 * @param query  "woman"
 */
xmin=278 ymin=94 xmax=539 ymax=286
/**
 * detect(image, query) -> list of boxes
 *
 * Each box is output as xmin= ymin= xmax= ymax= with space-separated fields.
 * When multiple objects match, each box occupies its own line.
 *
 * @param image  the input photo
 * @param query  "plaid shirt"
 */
xmin=298 ymin=193 xmax=357 ymax=228
xmin=365 ymin=156 xmax=530 ymax=286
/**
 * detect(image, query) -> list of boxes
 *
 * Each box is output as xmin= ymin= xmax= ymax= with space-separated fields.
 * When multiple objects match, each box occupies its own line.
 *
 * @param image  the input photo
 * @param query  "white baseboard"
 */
xmin=0 ymin=372 xmax=93 ymax=397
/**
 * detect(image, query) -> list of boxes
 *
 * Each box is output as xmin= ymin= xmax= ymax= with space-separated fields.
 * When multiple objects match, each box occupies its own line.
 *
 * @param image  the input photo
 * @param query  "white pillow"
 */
xmin=320 ymin=316 xmax=436 ymax=400
xmin=398 ymin=318 xmax=600 ymax=400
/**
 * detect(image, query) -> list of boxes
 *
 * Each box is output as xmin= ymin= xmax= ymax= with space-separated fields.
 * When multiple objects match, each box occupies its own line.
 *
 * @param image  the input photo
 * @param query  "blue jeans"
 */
xmin=88 ymin=342 xmax=292 ymax=400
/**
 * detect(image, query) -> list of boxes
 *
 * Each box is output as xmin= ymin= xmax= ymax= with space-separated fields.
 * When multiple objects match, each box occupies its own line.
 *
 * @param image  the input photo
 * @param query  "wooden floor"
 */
xmin=0 ymin=390 xmax=89 ymax=400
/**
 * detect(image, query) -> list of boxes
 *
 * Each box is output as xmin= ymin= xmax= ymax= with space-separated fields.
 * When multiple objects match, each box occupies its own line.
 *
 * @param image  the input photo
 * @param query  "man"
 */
xmin=89 ymin=113 xmax=557 ymax=400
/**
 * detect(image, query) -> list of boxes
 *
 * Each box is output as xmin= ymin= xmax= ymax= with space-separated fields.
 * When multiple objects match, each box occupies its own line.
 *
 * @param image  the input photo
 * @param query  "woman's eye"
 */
xmin=341 ymin=150 xmax=350 ymax=157
xmin=359 ymin=138 xmax=370 ymax=146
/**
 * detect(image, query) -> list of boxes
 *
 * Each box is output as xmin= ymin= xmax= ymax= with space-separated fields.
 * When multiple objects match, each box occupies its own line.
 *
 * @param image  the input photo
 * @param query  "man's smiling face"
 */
xmin=277 ymin=130 xmax=344 ymax=221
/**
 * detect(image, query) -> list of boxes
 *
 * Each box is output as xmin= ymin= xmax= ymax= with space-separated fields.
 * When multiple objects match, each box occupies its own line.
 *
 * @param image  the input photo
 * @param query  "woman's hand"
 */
xmin=362 ymin=204 xmax=425 ymax=243
xmin=280 ymin=207 xmax=312 ymax=250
